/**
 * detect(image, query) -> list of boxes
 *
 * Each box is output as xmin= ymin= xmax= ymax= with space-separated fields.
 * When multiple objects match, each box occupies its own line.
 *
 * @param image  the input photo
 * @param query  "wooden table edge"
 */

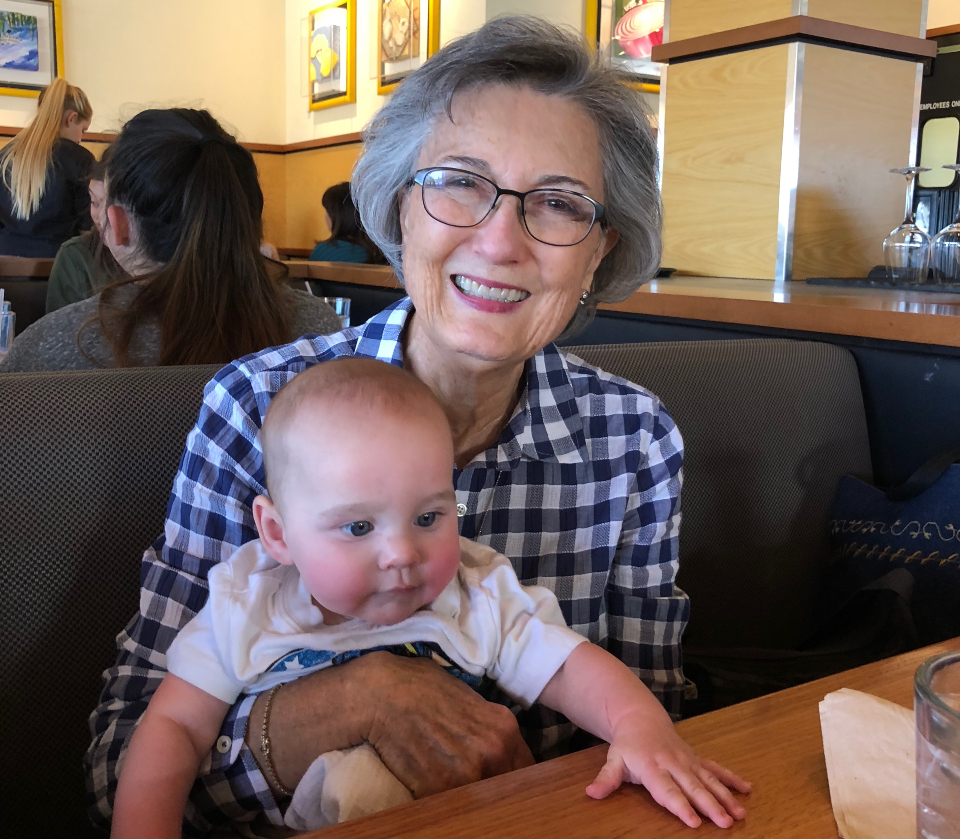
xmin=602 ymin=290 xmax=960 ymax=348
xmin=305 ymin=640 xmax=959 ymax=839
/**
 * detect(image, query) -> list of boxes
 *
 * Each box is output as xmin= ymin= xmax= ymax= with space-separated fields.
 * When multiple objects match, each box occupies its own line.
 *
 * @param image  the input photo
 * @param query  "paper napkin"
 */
xmin=819 ymin=688 xmax=915 ymax=839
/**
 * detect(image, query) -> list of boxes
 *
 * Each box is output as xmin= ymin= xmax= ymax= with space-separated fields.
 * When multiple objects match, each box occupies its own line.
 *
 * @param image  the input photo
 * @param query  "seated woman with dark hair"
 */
xmin=309 ymin=181 xmax=385 ymax=264
xmin=0 ymin=108 xmax=341 ymax=372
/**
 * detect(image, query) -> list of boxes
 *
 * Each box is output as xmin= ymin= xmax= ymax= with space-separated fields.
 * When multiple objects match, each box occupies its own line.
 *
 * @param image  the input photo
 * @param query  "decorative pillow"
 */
xmin=828 ymin=465 xmax=960 ymax=646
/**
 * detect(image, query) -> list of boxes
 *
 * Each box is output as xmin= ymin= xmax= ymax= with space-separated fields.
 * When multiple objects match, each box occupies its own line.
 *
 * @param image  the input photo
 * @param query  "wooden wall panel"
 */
xmin=792 ymin=46 xmax=918 ymax=279
xmin=668 ymin=0 xmax=793 ymax=42
xmin=806 ymin=0 xmax=926 ymax=38
xmin=0 ymin=137 xmax=109 ymax=158
xmin=0 ymin=135 xmax=361 ymax=251
xmin=284 ymin=143 xmax=363 ymax=249
xmin=661 ymin=45 xmax=790 ymax=278
xmin=252 ymin=152 xmax=287 ymax=248
xmin=668 ymin=0 xmax=926 ymax=41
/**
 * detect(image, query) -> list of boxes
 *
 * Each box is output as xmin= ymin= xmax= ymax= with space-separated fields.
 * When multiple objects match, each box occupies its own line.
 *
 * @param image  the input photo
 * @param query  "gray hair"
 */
xmin=352 ymin=15 xmax=661 ymax=338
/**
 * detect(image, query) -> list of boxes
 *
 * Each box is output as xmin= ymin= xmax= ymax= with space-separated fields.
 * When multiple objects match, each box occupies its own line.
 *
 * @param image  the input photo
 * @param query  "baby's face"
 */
xmin=275 ymin=406 xmax=461 ymax=626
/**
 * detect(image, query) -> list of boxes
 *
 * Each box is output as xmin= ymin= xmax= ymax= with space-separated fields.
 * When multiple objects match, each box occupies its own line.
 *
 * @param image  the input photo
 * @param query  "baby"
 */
xmin=112 ymin=358 xmax=749 ymax=837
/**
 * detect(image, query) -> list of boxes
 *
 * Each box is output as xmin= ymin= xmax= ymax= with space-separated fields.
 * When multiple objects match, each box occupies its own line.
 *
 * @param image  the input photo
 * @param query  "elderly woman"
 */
xmin=86 ymin=16 xmax=736 ymax=834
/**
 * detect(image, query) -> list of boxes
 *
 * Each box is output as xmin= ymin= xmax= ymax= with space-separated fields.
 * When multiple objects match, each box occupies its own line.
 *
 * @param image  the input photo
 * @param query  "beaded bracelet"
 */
xmin=260 ymin=684 xmax=294 ymax=797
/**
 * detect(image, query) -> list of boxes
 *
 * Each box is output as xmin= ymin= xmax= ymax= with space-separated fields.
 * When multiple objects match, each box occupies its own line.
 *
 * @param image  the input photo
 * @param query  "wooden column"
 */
xmin=653 ymin=0 xmax=936 ymax=281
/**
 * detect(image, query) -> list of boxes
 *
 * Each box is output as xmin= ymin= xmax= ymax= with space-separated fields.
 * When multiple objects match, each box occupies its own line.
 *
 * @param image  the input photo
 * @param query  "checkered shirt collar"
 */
xmin=354 ymin=298 xmax=588 ymax=471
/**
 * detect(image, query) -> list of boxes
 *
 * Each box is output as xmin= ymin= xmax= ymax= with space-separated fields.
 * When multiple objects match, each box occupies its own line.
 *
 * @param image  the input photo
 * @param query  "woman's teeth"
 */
xmin=454 ymin=275 xmax=529 ymax=303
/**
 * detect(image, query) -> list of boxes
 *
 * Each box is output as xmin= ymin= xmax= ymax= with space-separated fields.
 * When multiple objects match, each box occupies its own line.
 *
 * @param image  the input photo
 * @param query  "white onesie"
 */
xmin=166 ymin=536 xmax=586 ymax=830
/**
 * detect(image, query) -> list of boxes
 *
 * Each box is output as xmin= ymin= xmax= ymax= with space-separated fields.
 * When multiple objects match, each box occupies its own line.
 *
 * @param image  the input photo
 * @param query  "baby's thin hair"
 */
xmin=261 ymin=358 xmax=450 ymax=503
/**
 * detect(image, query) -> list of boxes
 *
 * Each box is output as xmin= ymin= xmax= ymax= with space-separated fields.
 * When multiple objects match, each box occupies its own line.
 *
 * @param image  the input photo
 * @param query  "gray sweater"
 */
xmin=0 ymin=284 xmax=343 ymax=373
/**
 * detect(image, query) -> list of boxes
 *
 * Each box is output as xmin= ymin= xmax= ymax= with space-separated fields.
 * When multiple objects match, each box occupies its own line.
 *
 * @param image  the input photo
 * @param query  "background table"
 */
xmin=308 ymin=639 xmax=958 ymax=839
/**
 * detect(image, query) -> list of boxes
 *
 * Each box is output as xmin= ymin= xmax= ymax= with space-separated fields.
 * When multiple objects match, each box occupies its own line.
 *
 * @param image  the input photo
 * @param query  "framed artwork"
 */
xmin=0 ymin=0 xmax=63 ymax=99
xmin=585 ymin=0 xmax=664 ymax=93
xmin=308 ymin=0 xmax=356 ymax=111
xmin=377 ymin=0 xmax=440 ymax=95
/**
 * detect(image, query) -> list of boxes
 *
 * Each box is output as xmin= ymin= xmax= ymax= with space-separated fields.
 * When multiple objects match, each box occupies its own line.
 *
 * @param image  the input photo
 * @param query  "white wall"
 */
xmin=441 ymin=2 xmax=487 ymax=42
xmin=284 ymin=0 xmax=589 ymax=144
xmin=284 ymin=0 xmax=494 ymax=145
xmin=0 ymin=0 xmax=596 ymax=144
xmin=485 ymin=0 xmax=583 ymax=32
xmin=0 ymin=0 xmax=286 ymax=143
xmin=284 ymin=0 xmax=383 ymax=144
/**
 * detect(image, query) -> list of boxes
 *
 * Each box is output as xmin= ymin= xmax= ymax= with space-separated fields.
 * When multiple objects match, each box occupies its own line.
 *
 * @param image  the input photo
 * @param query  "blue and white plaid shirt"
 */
xmin=85 ymin=298 xmax=688 ymax=836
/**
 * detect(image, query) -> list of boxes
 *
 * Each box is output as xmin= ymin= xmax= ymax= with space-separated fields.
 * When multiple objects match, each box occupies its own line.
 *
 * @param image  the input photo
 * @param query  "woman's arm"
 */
xmin=245 ymin=651 xmax=534 ymax=798
xmin=607 ymin=404 xmax=688 ymax=719
xmin=112 ymin=676 xmax=229 ymax=839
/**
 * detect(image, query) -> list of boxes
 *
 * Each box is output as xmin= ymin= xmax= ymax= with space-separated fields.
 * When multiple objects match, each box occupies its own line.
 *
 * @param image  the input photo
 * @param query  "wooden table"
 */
xmin=308 ymin=639 xmax=959 ymax=839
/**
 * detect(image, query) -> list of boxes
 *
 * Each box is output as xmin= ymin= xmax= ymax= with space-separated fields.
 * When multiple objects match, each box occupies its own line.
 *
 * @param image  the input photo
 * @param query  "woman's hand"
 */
xmin=246 ymin=651 xmax=534 ymax=798
xmin=586 ymin=711 xmax=751 ymax=828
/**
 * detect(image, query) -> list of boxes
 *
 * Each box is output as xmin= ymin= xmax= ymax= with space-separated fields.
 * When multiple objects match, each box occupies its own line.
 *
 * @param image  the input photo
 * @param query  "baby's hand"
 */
xmin=586 ymin=711 xmax=751 ymax=829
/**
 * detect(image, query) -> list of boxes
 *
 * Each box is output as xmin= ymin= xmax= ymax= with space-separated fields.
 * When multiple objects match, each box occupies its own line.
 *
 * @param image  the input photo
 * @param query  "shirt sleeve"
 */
xmin=84 ymin=365 xmax=288 ymax=835
xmin=166 ymin=568 xmax=246 ymax=705
xmin=606 ymin=402 xmax=689 ymax=721
xmin=479 ymin=557 xmax=588 ymax=708
xmin=70 ymin=144 xmax=94 ymax=234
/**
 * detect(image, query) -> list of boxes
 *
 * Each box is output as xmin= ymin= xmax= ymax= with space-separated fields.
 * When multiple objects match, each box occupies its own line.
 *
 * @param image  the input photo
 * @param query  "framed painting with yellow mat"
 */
xmin=0 ymin=0 xmax=63 ymax=99
xmin=308 ymin=0 xmax=356 ymax=111
xmin=585 ymin=0 xmax=663 ymax=93
xmin=377 ymin=0 xmax=440 ymax=96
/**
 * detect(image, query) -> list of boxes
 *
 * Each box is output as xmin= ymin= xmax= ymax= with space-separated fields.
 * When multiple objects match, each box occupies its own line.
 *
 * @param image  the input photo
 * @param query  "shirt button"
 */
xmin=456 ymin=503 xmax=467 ymax=517
xmin=216 ymin=735 xmax=232 ymax=754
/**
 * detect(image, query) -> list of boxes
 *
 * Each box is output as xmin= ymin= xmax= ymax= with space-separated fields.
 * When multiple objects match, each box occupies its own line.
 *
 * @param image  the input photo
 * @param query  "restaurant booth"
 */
xmin=0 ymin=1 xmax=958 ymax=838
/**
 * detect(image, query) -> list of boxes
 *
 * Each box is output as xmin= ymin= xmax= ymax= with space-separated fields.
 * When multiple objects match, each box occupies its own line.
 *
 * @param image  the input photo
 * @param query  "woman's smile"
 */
xmin=452 ymin=274 xmax=531 ymax=309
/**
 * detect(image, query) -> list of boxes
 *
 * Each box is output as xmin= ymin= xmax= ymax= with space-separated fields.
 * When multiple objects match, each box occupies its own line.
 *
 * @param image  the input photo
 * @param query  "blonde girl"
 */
xmin=0 ymin=78 xmax=94 ymax=257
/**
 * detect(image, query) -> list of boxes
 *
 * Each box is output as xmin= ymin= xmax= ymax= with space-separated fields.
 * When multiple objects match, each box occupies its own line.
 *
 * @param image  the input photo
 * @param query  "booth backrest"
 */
xmin=0 ymin=364 xmax=219 ymax=838
xmin=567 ymin=339 xmax=873 ymax=651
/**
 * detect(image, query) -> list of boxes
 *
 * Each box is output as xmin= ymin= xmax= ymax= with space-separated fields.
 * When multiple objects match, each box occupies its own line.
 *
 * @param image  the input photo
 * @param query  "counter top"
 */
xmin=610 ymin=276 xmax=960 ymax=348
xmin=283 ymin=263 xmax=960 ymax=348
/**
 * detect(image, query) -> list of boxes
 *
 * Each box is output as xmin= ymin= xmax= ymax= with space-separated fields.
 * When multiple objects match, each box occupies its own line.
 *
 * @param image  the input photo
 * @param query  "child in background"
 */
xmin=111 ymin=358 xmax=750 ymax=837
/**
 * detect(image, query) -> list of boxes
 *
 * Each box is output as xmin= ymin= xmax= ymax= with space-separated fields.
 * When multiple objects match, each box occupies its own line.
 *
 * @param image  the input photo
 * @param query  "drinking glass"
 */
xmin=915 ymin=650 xmax=960 ymax=839
xmin=322 ymin=296 xmax=351 ymax=328
xmin=931 ymin=164 xmax=960 ymax=285
xmin=884 ymin=167 xmax=932 ymax=284
xmin=0 ymin=305 xmax=15 ymax=362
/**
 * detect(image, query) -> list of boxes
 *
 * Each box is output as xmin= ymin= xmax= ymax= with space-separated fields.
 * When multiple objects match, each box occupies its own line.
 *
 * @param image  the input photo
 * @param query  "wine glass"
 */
xmin=883 ymin=166 xmax=931 ymax=284
xmin=931 ymin=164 xmax=960 ymax=285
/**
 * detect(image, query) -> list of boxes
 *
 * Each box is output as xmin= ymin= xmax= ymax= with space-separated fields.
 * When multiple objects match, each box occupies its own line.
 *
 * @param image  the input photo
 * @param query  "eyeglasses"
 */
xmin=410 ymin=167 xmax=606 ymax=247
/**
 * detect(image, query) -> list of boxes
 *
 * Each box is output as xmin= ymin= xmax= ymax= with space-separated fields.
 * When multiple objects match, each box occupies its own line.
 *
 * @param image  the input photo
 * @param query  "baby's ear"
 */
xmin=252 ymin=495 xmax=294 ymax=566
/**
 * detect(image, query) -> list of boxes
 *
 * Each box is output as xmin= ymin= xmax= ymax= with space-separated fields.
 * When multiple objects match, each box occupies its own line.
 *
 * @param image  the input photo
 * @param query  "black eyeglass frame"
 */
xmin=410 ymin=167 xmax=607 ymax=247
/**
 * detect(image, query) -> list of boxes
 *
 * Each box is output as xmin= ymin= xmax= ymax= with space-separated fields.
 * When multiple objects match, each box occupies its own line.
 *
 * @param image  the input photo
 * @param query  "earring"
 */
xmin=579 ymin=290 xmax=589 ymax=306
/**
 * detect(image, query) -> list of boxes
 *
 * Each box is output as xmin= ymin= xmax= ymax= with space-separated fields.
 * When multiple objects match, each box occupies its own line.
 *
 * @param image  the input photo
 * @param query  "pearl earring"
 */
xmin=579 ymin=291 xmax=589 ymax=306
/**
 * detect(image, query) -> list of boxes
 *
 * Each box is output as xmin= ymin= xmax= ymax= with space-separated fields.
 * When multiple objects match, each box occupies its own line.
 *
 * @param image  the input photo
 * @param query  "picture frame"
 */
xmin=308 ymin=0 xmax=356 ymax=112
xmin=585 ymin=0 xmax=664 ymax=94
xmin=0 ymin=0 xmax=63 ymax=99
xmin=377 ymin=0 xmax=440 ymax=96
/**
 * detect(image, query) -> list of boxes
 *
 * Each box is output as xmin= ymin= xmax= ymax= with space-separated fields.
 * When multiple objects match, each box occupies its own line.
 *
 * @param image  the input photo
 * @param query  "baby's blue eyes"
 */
xmin=416 ymin=512 xmax=437 ymax=528
xmin=341 ymin=521 xmax=372 ymax=537
xmin=339 ymin=512 xmax=440 ymax=537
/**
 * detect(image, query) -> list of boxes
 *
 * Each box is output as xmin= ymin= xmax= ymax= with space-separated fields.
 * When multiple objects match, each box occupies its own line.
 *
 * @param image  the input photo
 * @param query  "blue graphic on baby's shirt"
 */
xmin=268 ymin=641 xmax=484 ymax=690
